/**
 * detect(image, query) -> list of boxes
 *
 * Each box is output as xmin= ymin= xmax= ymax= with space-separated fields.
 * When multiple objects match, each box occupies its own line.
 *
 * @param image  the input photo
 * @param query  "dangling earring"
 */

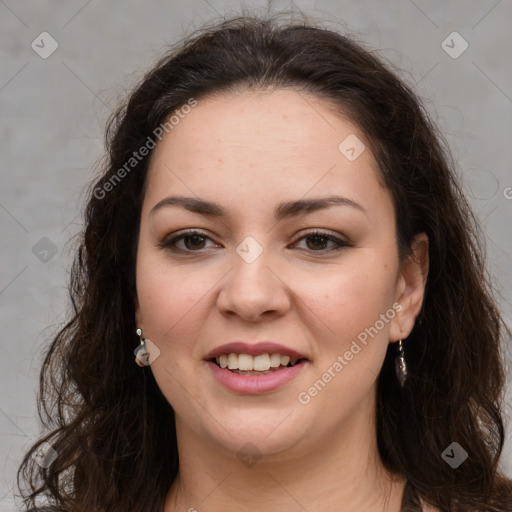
xmin=134 ymin=328 xmax=150 ymax=367
xmin=395 ymin=339 xmax=408 ymax=387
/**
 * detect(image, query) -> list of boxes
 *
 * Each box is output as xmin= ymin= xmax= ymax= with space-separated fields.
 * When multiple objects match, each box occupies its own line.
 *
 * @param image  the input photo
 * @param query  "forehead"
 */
xmin=143 ymin=88 xmax=391 ymax=222
xmin=150 ymin=88 xmax=370 ymax=164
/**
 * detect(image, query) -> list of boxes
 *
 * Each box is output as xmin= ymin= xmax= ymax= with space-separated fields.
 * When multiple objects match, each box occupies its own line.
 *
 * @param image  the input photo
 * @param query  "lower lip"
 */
xmin=206 ymin=360 xmax=307 ymax=394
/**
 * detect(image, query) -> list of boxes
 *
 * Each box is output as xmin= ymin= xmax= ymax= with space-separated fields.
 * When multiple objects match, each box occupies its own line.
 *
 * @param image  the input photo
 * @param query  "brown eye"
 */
xmin=305 ymin=234 xmax=330 ymax=251
xmin=294 ymin=231 xmax=349 ymax=252
xmin=181 ymin=234 xmax=207 ymax=250
xmin=159 ymin=230 xmax=218 ymax=253
xmin=159 ymin=229 xmax=350 ymax=254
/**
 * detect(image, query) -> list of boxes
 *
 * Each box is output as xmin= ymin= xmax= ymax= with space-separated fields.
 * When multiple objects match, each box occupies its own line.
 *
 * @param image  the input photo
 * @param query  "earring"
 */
xmin=134 ymin=328 xmax=150 ymax=367
xmin=395 ymin=339 xmax=408 ymax=387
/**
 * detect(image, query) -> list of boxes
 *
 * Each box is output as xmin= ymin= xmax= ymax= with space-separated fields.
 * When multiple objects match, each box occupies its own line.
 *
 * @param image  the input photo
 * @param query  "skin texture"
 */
xmin=134 ymin=88 xmax=429 ymax=511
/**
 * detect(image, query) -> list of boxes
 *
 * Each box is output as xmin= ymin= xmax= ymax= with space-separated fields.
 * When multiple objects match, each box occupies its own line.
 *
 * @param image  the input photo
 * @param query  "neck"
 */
xmin=164 ymin=392 xmax=406 ymax=512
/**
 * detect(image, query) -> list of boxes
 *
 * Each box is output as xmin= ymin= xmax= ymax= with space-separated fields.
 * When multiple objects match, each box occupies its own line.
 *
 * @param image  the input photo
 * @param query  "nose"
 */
xmin=216 ymin=247 xmax=291 ymax=322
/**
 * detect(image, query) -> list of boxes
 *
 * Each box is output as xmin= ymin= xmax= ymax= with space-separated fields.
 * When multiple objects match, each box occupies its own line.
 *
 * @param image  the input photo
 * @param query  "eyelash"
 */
xmin=159 ymin=229 xmax=351 ymax=254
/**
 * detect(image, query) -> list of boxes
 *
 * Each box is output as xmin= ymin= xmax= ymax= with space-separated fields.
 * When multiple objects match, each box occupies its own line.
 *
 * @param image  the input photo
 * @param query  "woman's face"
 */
xmin=135 ymin=88 xmax=425 ymax=460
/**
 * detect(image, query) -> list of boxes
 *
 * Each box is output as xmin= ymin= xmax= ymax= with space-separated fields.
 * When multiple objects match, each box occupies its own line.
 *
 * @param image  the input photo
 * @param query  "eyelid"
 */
xmin=292 ymin=229 xmax=352 ymax=252
xmin=159 ymin=228 xmax=351 ymax=253
xmin=158 ymin=228 xmax=217 ymax=249
xmin=295 ymin=227 xmax=350 ymax=243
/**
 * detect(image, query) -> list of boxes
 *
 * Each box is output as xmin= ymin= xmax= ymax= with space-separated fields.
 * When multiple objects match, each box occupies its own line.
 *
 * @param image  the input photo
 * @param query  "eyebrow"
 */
xmin=150 ymin=195 xmax=367 ymax=220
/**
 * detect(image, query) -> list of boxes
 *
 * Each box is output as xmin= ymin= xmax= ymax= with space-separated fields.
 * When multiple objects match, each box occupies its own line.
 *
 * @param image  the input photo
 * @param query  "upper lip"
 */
xmin=205 ymin=342 xmax=308 ymax=361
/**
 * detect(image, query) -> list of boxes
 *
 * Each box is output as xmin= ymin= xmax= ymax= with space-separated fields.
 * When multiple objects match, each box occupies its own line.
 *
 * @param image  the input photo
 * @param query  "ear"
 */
xmin=389 ymin=232 xmax=429 ymax=342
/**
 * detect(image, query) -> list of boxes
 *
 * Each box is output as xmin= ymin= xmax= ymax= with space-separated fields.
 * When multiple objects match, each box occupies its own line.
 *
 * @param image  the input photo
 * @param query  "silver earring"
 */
xmin=134 ymin=328 xmax=149 ymax=367
xmin=395 ymin=339 xmax=408 ymax=387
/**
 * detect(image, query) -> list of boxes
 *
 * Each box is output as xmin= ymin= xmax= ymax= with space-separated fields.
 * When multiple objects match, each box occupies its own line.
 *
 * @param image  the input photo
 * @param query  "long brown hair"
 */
xmin=16 ymin=11 xmax=512 ymax=512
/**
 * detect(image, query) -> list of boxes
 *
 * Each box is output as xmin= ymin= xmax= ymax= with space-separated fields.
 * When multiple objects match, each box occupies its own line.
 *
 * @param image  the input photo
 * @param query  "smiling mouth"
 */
xmin=210 ymin=353 xmax=307 ymax=375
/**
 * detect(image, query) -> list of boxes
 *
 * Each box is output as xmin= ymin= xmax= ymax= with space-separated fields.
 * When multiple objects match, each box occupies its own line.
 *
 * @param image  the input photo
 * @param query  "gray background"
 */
xmin=1 ymin=0 xmax=511 ymax=508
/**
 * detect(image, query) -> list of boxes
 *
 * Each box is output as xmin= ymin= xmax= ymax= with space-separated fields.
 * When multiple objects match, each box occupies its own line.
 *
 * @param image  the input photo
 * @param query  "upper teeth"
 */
xmin=215 ymin=353 xmax=298 ymax=371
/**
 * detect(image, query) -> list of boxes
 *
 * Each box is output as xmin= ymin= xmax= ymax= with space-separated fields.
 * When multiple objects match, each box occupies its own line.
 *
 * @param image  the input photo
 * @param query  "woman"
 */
xmin=17 ymin=12 xmax=512 ymax=512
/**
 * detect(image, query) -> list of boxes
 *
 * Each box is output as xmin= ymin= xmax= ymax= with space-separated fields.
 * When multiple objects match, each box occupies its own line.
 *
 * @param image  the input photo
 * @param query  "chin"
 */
xmin=199 ymin=409 xmax=308 ymax=459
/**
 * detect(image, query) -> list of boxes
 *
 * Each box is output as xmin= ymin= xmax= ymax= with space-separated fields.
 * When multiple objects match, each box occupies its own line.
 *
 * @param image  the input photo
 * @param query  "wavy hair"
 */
xmin=16 ymin=11 xmax=512 ymax=512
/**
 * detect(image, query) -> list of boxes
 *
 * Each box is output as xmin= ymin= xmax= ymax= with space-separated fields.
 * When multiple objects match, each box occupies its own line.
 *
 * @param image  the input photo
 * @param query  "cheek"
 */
xmin=295 ymin=265 xmax=396 ymax=416
xmin=135 ymin=253 xmax=218 ymax=355
xmin=296 ymin=260 xmax=396 ymax=346
xmin=136 ymin=257 xmax=213 ymax=407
